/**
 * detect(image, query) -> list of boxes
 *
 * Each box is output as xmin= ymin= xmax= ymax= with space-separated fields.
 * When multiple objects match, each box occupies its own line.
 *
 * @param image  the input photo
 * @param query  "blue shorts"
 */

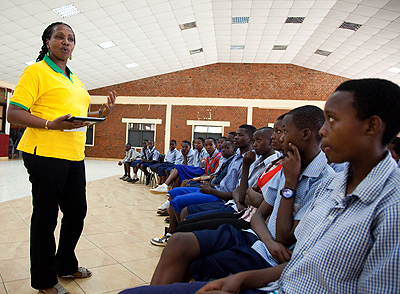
xmin=170 ymin=192 xmax=222 ymax=214
xmin=190 ymin=224 xmax=271 ymax=281
xmin=142 ymin=162 xmax=155 ymax=167
xmin=118 ymin=282 xmax=267 ymax=294
xmin=130 ymin=160 xmax=142 ymax=167
xmin=175 ymin=164 xmax=205 ymax=183
xmin=151 ymin=162 xmax=174 ymax=176
xmin=186 ymin=201 xmax=236 ymax=219
xmin=169 ymin=187 xmax=200 ymax=199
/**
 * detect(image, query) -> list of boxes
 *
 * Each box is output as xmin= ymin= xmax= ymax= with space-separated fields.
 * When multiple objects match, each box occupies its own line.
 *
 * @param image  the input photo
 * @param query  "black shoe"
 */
xmin=131 ymin=178 xmax=139 ymax=183
xmin=126 ymin=178 xmax=134 ymax=182
xmin=146 ymin=175 xmax=151 ymax=185
xmin=120 ymin=175 xmax=127 ymax=179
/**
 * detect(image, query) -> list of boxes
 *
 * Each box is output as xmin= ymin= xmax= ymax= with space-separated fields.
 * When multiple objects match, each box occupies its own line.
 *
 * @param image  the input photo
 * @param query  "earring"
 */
xmin=46 ymin=52 xmax=49 ymax=56
xmin=69 ymin=55 xmax=72 ymax=60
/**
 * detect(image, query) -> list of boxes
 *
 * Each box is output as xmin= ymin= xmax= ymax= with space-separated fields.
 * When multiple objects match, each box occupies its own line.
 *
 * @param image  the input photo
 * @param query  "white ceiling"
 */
xmin=0 ymin=0 xmax=399 ymax=90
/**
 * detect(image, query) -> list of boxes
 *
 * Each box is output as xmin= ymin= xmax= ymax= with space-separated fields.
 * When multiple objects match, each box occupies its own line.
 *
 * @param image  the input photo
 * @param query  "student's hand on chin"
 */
xmin=195 ymin=275 xmax=242 ymax=293
xmin=282 ymin=143 xmax=302 ymax=183
xmin=243 ymin=150 xmax=256 ymax=167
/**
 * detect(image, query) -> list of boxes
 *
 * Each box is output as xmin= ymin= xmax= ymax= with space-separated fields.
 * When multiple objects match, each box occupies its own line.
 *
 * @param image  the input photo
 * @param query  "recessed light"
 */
xmin=24 ymin=60 xmax=36 ymax=66
xmin=339 ymin=21 xmax=362 ymax=32
xmin=231 ymin=45 xmax=245 ymax=50
xmin=285 ymin=17 xmax=305 ymax=24
xmin=53 ymin=4 xmax=81 ymax=18
xmin=387 ymin=67 xmax=400 ymax=74
xmin=98 ymin=41 xmax=116 ymax=49
xmin=125 ymin=63 xmax=139 ymax=68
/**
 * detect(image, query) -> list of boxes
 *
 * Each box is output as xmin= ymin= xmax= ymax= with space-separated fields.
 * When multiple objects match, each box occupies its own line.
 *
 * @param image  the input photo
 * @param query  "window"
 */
xmin=128 ymin=123 xmax=155 ymax=147
xmin=85 ymin=125 xmax=95 ymax=146
xmin=193 ymin=125 xmax=223 ymax=140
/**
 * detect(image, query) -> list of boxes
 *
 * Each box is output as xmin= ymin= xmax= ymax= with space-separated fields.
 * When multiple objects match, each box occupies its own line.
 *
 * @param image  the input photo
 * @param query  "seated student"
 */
xmin=388 ymin=136 xmax=400 ymax=167
xmin=151 ymin=137 xmax=208 ymax=192
xmin=217 ymin=136 xmax=227 ymax=152
xmin=156 ymin=140 xmax=196 ymax=212
xmin=149 ymin=125 xmax=255 ymax=246
xmin=120 ymin=78 xmax=400 ymax=294
xmin=150 ymin=140 xmax=179 ymax=187
xmin=180 ymin=138 xmax=222 ymax=188
xmin=139 ymin=140 xmax=160 ymax=185
xmin=174 ymin=119 xmax=286 ymax=233
xmin=119 ymin=143 xmax=141 ymax=180
xmin=226 ymin=131 xmax=236 ymax=141
xmin=127 ymin=139 xmax=148 ymax=183
xmin=180 ymin=127 xmax=280 ymax=221
xmin=145 ymin=105 xmax=335 ymax=286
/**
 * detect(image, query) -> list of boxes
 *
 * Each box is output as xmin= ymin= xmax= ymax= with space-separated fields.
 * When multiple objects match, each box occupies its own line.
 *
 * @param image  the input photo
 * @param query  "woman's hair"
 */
xmin=36 ymin=22 xmax=75 ymax=62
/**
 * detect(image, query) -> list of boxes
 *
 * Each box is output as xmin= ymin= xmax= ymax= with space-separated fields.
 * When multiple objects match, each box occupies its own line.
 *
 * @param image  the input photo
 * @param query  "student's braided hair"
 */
xmin=36 ymin=22 xmax=75 ymax=62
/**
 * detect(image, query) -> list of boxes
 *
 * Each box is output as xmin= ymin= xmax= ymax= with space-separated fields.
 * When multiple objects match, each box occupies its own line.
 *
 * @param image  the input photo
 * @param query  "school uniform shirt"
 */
xmin=121 ymin=148 xmax=141 ymax=163
xmin=262 ymin=151 xmax=400 ymax=293
xmin=145 ymin=147 xmax=160 ymax=161
xmin=175 ymin=149 xmax=195 ymax=166
xmin=10 ymin=54 xmax=91 ymax=161
xmin=247 ymin=151 xmax=334 ymax=268
xmin=194 ymin=147 xmax=209 ymax=168
xmin=212 ymin=155 xmax=235 ymax=185
xmin=164 ymin=148 xmax=179 ymax=163
xmin=215 ymin=149 xmax=244 ymax=193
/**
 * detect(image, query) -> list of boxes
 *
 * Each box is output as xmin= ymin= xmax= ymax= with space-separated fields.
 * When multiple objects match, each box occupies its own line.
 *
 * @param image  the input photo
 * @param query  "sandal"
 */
xmin=59 ymin=267 xmax=92 ymax=279
xmin=157 ymin=209 xmax=169 ymax=216
xmin=40 ymin=283 xmax=70 ymax=294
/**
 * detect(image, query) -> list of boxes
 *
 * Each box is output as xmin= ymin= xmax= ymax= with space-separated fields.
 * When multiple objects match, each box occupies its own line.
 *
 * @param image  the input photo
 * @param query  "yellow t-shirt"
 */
xmin=10 ymin=55 xmax=91 ymax=161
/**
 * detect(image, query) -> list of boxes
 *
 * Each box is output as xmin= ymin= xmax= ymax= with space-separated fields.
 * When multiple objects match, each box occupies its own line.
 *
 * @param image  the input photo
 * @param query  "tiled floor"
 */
xmin=0 ymin=158 xmax=167 ymax=293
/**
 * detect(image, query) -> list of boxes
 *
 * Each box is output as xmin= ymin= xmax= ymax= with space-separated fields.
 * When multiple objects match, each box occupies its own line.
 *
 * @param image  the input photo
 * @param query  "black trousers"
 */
xmin=23 ymin=153 xmax=87 ymax=290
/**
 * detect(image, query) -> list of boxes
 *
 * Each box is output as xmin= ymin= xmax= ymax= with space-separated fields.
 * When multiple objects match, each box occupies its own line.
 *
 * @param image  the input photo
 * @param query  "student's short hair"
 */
xmin=170 ymin=140 xmax=177 ymax=144
xmin=219 ymin=136 xmax=227 ymax=141
xmin=196 ymin=137 xmax=205 ymax=143
xmin=205 ymin=137 xmax=217 ymax=145
xmin=143 ymin=139 xmax=149 ymax=142
xmin=287 ymin=105 xmax=325 ymax=141
xmin=126 ymin=143 xmax=131 ymax=147
xmin=276 ymin=113 xmax=287 ymax=121
xmin=224 ymin=139 xmax=235 ymax=147
xmin=336 ymin=79 xmax=400 ymax=146
xmin=256 ymin=127 xmax=274 ymax=138
xmin=228 ymin=131 xmax=236 ymax=136
xmin=182 ymin=140 xmax=191 ymax=147
xmin=238 ymin=124 xmax=257 ymax=138
xmin=390 ymin=137 xmax=400 ymax=154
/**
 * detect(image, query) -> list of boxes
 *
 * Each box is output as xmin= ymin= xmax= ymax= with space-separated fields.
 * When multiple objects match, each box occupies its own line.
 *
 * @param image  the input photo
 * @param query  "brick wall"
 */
xmin=86 ymin=63 xmax=347 ymax=158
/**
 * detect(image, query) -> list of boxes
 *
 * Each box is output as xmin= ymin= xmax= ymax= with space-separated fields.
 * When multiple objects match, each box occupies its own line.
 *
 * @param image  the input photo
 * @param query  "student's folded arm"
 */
xmin=251 ymin=201 xmax=292 ymax=263
xmin=196 ymin=263 xmax=287 ymax=293
xmin=246 ymin=185 xmax=264 ymax=208
xmin=238 ymin=151 xmax=254 ymax=205
xmin=232 ymin=188 xmax=246 ymax=211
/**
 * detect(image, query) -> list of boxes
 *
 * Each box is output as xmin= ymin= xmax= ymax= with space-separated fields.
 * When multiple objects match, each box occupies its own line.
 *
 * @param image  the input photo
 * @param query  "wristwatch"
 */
xmin=280 ymin=188 xmax=296 ymax=199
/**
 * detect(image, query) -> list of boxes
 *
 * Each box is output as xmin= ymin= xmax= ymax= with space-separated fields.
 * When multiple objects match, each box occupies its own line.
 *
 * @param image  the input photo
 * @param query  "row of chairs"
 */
xmin=139 ymin=154 xmax=166 ymax=186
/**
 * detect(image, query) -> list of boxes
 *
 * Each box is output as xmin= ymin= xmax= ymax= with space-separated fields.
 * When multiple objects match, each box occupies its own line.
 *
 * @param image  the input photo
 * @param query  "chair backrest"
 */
xmin=158 ymin=154 xmax=165 ymax=163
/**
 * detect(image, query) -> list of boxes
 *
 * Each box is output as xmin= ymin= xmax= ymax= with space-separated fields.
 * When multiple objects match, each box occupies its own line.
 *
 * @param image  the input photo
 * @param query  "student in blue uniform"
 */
xmin=119 ymin=78 xmax=400 ymax=294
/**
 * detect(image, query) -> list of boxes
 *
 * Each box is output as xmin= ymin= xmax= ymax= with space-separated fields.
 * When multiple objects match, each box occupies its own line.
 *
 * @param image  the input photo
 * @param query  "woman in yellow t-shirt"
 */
xmin=7 ymin=22 xmax=116 ymax=294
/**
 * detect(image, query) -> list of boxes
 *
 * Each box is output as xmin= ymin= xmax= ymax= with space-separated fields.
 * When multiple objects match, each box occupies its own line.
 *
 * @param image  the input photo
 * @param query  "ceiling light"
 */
xmin=315 ymin=49 xmax=332 ymax=56
xmin=98 ymin=41 xmax=116 ymax=49
xmin=232 ymin=17 xmax=249 ymax=24
xmin=24 ymin=60 xmax=36 ymax=66
xmin=387 ymin=67 xmax=400 ymax=74
xmin=339 ymin=21 xmax=362 ymax=32
xmin=53 ymin=4 xmax=81 ymax=18
xmin=189 ymin=48 xmax=203 ymax=55
xmin=285 ymin=17 xmax=305 ymax=24
xmin=125 ymin=63 xmax=139 ymax=68
xmin=179 ymin=21 xmax=197 ymax=30
xmin=231 ymin=45 xmax=245 ymax=50
xmin=273 ymin=45 xmax=288 ymax=50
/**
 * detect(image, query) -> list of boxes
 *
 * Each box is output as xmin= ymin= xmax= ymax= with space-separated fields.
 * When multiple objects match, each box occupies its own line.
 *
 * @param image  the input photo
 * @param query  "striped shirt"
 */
xmin=164 ymin=148 xmax=179 ymax=163
xmin=249 ymin=151 xmax=334 ymax=267
xmin=269 ymin=151 xmax=400 ymax=293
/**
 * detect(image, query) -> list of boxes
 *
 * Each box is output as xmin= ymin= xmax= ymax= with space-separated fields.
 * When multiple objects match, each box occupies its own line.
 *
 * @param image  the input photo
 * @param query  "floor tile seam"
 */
xmin=118 ymin=262 xmax=148 ymax=285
